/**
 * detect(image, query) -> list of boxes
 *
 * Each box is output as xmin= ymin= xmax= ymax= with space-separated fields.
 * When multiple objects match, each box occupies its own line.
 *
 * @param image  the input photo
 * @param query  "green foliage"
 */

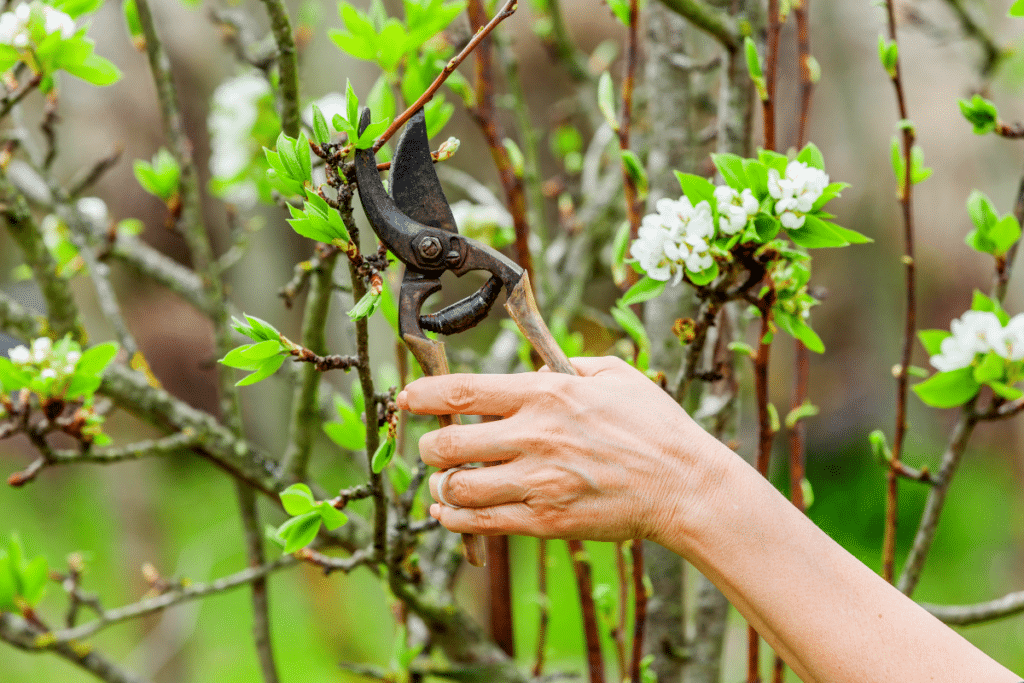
xmin=133 ymin=148 xmax=181 ymax=201
xmin=221 ymin=316 xmax=288 ymax=386
xmin=0 ymin=2 xmax=120 ymax=88
xmin=324 ymin=394 xmax=365 ymax=451
xmin=288 ymin=190 xmax=351 ymax=245
xmin=890 ymin=137 xmax=932 ymax=190
xmin=877 ymin=34 xmax=898 ymax=78
xmin=620 ymin=149 xmax=648 ymax=200
xmin=965 ymin=190 xmax=1021 ymax=258
xmin=745 ymin=36 xmax=767 ymax=100
xmin=371 ymin=433 xmax=397 ymax=473
xmin=959 ymin=95 xmax=999 ymax=135
xmin=611 ymin=304 xmax=650 ymax=371
xmin=0 ymin=534 xmax=48 ymax=613
xmin=1010 ymin=0 xmax=1024 ymax=17
xmin=597 ymin=71 xmax=618 ymax=131
xmin=619 ymin=276 xmax=667 ymax=307
xmin=348 ymin=288 xmax=383 ymax=322
xmin=1 ymin=336 xmax=117 ymax=405
xmin=913 ymin=366 xmax=981 ymax=408
xmin=270 ymin=484 xmax=348 ymax=553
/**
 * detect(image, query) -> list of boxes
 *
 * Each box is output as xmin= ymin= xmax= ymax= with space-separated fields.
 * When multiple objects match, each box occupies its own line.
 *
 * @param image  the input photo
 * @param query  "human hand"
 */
xmin=397 ymin=356 xmax=732 ymax=547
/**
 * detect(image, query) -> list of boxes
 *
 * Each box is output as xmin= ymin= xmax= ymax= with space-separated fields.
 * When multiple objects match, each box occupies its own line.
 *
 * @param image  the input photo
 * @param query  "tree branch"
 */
xmin=921 ymin=590 xmax=1024 ymax=626
xmin=257 ymin=0 xmax=300 ymax=138
xmin=657 ymin=0 xmax=739 ymax=51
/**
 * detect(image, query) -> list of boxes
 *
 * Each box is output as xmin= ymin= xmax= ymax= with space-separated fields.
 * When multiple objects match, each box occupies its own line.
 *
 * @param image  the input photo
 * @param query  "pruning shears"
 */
xmin=353 ymin=107 xmax=577 ymax=567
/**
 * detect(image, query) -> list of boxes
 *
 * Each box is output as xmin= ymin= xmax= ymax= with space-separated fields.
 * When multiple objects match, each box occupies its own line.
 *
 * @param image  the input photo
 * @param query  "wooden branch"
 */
xmin=657 ymin=0 xmax=739 ymax=51
xmin=372 ymin=0 xmax=519 ymax=151
xmin=921 ymin=590 xmax=1024 ymax=626
xmin=566 ymin=539 xmax=605 ymax=683
xmin=257 ymin=0 xmax=300 ymax=137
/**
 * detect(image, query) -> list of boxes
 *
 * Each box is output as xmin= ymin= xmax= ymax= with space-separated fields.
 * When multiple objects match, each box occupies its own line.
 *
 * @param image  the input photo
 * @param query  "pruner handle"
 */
xmin=505 ymin=273 xmax=580 ymax=378
xmin=403 ymin=333 xmax=487 ymax=568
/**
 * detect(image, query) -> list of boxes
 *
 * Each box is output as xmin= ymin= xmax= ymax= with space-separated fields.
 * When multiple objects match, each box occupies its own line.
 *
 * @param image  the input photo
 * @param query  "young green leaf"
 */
xmin=710 ymin=153 xmax=747 ymax=190
xmin=597 ymin=71 xmax=619 ymax=132
xmin=611 ymin=220 xmax=631 ymax=287
xmin=371 ymin=435 xmax=397 ymax=473
xmin=311 ymin=104 xmax=331 ymax=145
xmin=75 ymin=342 xmax=118 ymax=376
xmin=796 ymin=142 xmax=825 ymax=171
xmin=620 ymin=149 xmax=648 ymax=199
xmin=1012 ymin=0 xmax=1024 ymax=16
xmin=277 ymin=511 xmax=322 ymax=553
xmin=987 ymin=380 xmax=1024 ymax=400
xmin=913 ymin=366 xmax=981 ymax=408
xmin=973 ymin=351 xmax=1005 ymax=384
xmin=744 ymin=37 xmax=767 ymax=100
xmin=918 ymin=329 xmax=951 ymax=357
xmin=868 ymin=429 xmax=892 ymax=463
xmin=315 ymin=501 xmax=348 ymax=530
xmin=348 ymin=290 xmax=382 ymax=321
xmin=619 ymin=276 xmax=667 ymax=307
xmin=236 ymin=354 xmax=286 ymax=386
xmin=958 ymin=95 xmax=998 ymax=135
xmin=687 ymin=261 xmax=719 ymax=286
xmin=280 ymin=483 xmax=316 ymax=516
xmin=675 ymin=171 xmax=716 ymax=205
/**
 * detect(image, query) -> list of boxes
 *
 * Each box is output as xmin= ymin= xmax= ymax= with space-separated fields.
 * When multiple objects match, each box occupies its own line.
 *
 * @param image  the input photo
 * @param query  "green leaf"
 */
xmin=597 ymin=71 xmax=618 ymax=131
xmin=76 ymin=342 xmax=118 ymax=376
xmin=388 ymin=455 xmax=414 ymax=495
xmin=620 ymin=149 xmax=648 ymax=199
xmin=869 ymin=429 xmax=892 ymax=463
xmin=753 ymin=214 xmax=781 ymax=242
xmin=62 ymin=53 xmax=122 ymax=86
xmin=607 ymin=0 xmax=630 ymax=25
xmin=277 ymin=511 xmax=322 ymax=553
xmin=243 ymin=315 xmax=280 ymax=341
xmin=236 ymin=354 xmax=286 ymax=386
xmin=743 ymin=160 xmax=769 ymax=199
xmin=371 ymin=436 xmax=397 ymax=473
xmin=280 ymin=483 xmax=316 ymax=516
xmin=775 ymin=311 xmax=825 ymax=353
xmin=686 ymin=261 xmax=719 ymax=286
xmin=0 ymin=358 xmax=31 ymax=394
xmin=220 ymin=345 xmax=268 ymax=371
xmin=744 ymin=36 xmax=763 ymax=79
xmin=878 ymin=34 xmax=898 ymax=77
xmin=796 ymin=142 xmax=825 ymax=171
xmin=675 ymin=171 xmax=716 ymax=206
xmin=325 ymin=396 xmax=365 ymax=451
xmin=967 ymin=190 xmax=998 ymax=232
xmin=787 ymin=215 xmax=848 ymax=248
xmin=1012 ymin=0 xmax=1024 ymax=17
xmin=909 ymin=145 xmax=931 ymax=185
xmin=20 ymin=555 xmax=47 ymax=606
xmin=504 ymin=138 xmax=526 ymax=177
xmin=367 ymin=73 xmax=397 ymax=123
xmin=0 ymin=554 xmax=15 ymax=611
xmin=346 ymin=79 xmax=359 ymax=130
xmin=315 ymin=501 xmax=348 ymax=530
xmin=972 ymin=351 xmax=1005 ymax=384
xmin=275 ymin=132 xmax=303 ymax=181
xmin=971 ymin=290 xmax=1009 ymax=324
xmin=611 ymin=305 xmax=650 ymax=355
xmin=784 ymin=399 xmax=819 ymax=429
xmin=348 ymin=290 xmax=382 ymax=321
xmin=958 ymin=94 xmax=998 ymax=135
xmin=811 ymin=181 xmax=850 ymax=211
xmin=238 ymin=339 xmax=283 ymax=361
xmin=987 ymin=380 xmax=1024 ymax=400
xmin=122 ymin=0 xmax=142 ymax=43
xmin=710 ymin=153 xmax=747 ymax=190
xmin=990 ymin=214 xmax=1021 ymax=256
xmin=918 ymin=329 xmax=951 ymax=356
xmin=53 ymin=0 xmax=104 ymax=18
xmin=913 ymin=366 xmax=981 ymax=408
xmin=619 ymin=276 xmax=667 ymax=307
xmin=311 ymin=104 xmax=331 ymax=145
xmin=424 ymin=98 xmax=453 ymax=139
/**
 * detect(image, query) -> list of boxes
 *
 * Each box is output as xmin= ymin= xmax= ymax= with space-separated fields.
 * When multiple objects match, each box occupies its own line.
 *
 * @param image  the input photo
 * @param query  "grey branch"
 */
xmin=41 ymin=556 xmax=297 ymax=645
xmin=656 ymin=0 xmax=739 ymax=50
xmin=0 ymin=613 xmax=152 ymax=683
xmin=921 ymin=590 xmax=1024 ymax=626
xmin=102 ymin=234 xmax=212 ymax=316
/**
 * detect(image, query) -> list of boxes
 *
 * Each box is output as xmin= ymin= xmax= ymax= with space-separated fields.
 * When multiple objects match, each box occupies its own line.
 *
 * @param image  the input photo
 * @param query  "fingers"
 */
xmin=398 ymin=373 xmax=532 ymax=417
xmin=537 ymin=355 xmax=633 ymax=377
xmin=429 ymin=464 xmax=527 ymax=509
xmin=429 ymin=502 xmax=552 ymax=538
xmin=418 ymin=420 xmax=519 ymax=468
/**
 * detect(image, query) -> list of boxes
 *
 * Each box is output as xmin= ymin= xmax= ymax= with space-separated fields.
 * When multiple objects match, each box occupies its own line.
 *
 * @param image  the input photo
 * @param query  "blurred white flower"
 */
xmin=208 ymin=74 xmax=271 ymax=207
xmin=40 ymin=368 xmax=55 ymax=379
xmin=31 ymin=336 xmax=51 ymax=362
xmin=994 ymin=314 xmax=1024 ymax=361
xmin=76 ymin=197 xmax=109 ymax=230
xmin=631 ymin=196 xmax=716 ymax=284
xmin=8 ymin=345 xmax=30 ymax=365
xmin=930 ymin=310 xmax=1003 ymax=372
xmin=0 ymin=2 xmax=74 ymax=49
xmin=714 ymin=185 xmax=759 ymax=235
xmin=768 ymin=161 xmax=829 ymax=230
xmin=303 ymin=93 xmax=347 ymax=131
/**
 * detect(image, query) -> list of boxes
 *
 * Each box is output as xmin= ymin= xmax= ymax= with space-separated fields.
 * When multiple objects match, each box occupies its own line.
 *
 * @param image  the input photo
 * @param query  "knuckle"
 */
xmin=420 ymin=426 xmax=460 ymax=467
xmin=443 ymin=376 xmax=476 ymax=414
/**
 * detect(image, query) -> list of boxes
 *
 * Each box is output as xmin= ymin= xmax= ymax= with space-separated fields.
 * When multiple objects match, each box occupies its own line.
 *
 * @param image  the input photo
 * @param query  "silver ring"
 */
xmin=437 ymin=465 xmax=471 ymax=509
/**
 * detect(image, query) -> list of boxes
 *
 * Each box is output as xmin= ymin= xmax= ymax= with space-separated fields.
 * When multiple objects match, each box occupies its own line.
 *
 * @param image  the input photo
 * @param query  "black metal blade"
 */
xmin=389 ymin=109 xmax=458 ymax=234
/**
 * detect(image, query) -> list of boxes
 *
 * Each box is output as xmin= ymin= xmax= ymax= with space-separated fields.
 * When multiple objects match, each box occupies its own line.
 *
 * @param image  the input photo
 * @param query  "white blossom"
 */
xmin=40 ymin=368 xmax=55 ymax=379
xmin=714 ymin=186 xmax=759 ymax=235
xmin=208 ymin=74 xmax=272 ymax=207
xmin=929 ymin=310 xmax=1003 ymax=372
xmin=8 ymin=345 xmax=30 ymax=365
xmin=768 ymin=160 xmax=829 ymax=230
xmin=76 ymin=197 xmax=109 ymax=230
xmin=30 ymin=336 xmax=51 ymax=362
xmin=631 ymin=196 xmax=716 ymax=284
xmin=0 ymin=2 xmax=74 ymax=50
xmin=994 ymin=314 xmax=1024 ymax=361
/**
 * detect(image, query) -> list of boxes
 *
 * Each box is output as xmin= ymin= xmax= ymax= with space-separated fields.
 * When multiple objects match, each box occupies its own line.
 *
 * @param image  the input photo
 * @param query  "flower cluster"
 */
xmin=8 ymin=337 xmax=80 ymax=379
xmin=631 ymin=197 xmax=716 ymax=285
xmin=930 ymin=310 xmax=1024 ymax=372
xmin=0 ymin=2 xmax=74 ymax=50
xmin=768 ymin=160 xmax=829 ymax=229
xmin=714 ymin=186 xmax=759 ymax=235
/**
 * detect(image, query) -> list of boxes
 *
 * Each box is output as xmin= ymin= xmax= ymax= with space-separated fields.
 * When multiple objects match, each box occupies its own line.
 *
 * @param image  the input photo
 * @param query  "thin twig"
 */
xmin=628 ymin=538 xmax=647 ymax=683
xmin=372 ymin=0 xmax=519 ymax=152
xmin=256 ymin=0 xmax=300 ymax=138
xmin=566 ymin=539 xmax=605 ymax=683
xmin=882 ymin=0 xmax=918 ymax=585
xmin=657 ymin=0 xmax=739 ymax=50
xmin=533 ymin=538 xmax=549 ymax=678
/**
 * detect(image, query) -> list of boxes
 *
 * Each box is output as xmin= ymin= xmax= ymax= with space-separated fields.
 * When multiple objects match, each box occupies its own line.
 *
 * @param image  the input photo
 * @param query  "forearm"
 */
xmin=661 ymin=441 xmax=1020 ymax=683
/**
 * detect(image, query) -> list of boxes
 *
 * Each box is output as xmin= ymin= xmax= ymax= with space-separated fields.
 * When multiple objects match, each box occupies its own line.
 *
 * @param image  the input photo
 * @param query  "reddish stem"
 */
xmin=629 ymin=538 xmax=647 ymax=683
xmin=567 ymin=539 xmax=606 ymax=683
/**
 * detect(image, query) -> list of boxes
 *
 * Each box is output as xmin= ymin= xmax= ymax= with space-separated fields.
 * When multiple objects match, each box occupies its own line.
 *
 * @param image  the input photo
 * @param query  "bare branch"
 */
xmin=921 ymin=590 xmax=1024 ymax=626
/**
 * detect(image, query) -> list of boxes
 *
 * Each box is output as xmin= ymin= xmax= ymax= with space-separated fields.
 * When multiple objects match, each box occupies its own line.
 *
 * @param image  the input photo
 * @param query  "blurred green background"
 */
xmin=2 ymin=0 xmax=1024 ymax=680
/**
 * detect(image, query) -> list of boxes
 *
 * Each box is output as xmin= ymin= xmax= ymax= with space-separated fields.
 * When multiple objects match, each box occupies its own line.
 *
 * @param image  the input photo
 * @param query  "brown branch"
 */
xmin=466 ymin=0 xmax=534 ymax=284
xmin=372 ymin=0 xmax=519 ymax=152
xmin=795 ymin=0 xmax=814 ymax=147
xmin=618 ymin=0 xmax=644 ymax=247
xmin=762 ymin=0 xmax=781 ymax=152
xmin=628 ymin=538 xmax=647 ymax=683
xmin=882 ymin=0 xmax=918 ymax=586
xmin=566 ymin=539 xmax=605 ymax=683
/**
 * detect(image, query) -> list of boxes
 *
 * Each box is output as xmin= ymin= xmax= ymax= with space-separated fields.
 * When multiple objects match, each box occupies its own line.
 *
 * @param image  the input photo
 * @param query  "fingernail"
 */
xmin=397 ymin=390 xmax=408 ymax=409
xmin=429 ymin=504 xmax=440 ymax=519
